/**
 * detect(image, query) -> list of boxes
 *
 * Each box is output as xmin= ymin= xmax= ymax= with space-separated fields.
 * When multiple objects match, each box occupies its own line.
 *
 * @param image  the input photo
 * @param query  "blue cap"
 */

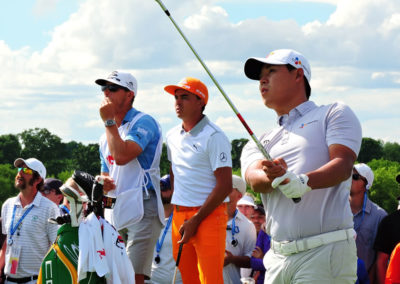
xmin=160 ymin=174 xmax=171 ymax=191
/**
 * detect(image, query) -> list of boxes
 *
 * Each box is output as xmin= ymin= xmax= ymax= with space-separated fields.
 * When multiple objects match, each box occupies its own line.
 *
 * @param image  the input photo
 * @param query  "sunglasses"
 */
xmin=18 ymin=167 xmax=33 ymax=175
xmin=101 ymin=85 xmax=127 ymax=92
xmin=352 ymin=173 xmax=367 ymax=184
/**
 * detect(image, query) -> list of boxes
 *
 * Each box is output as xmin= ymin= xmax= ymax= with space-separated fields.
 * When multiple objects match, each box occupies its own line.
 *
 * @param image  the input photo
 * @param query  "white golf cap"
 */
xmin=232 ymin=175 xmax=246 ymax=195
xmin=95 ymin=70 xmax=138 ymax=95
xmin=244 ymin=49 xmax=311 ymax=83
xmin=14 ymin=158 xmax=46 ymax=179
xmin=237 ymin=195 xmax=257 ymax=209
xmin=354 ymin=163 xmax=374 ymax=190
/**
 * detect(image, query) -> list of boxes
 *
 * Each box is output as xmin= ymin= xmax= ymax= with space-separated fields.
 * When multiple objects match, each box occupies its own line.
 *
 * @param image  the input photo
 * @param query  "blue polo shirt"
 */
xmin=100 ymin=108 xmax=161 ymax=190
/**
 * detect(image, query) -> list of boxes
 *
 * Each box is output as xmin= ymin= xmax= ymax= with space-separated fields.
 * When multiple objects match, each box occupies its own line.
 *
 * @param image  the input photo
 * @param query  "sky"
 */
xmin=1 ymin=0 xmax=400 ymax=145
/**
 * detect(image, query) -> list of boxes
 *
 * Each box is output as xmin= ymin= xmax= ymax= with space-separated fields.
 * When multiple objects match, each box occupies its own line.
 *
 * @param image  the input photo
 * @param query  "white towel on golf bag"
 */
xmin=78 ymin=212 xmax=135 ymax=284
xmin=78 ymin=212 xmax=109 ymax=281
xmin=99 ymin=217 xmax=135 ymax=284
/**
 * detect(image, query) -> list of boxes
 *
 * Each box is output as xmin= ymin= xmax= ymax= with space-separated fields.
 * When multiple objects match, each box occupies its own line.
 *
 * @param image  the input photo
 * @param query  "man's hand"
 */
xmin=101 ymin=175 xmax=116 ymax=192
xmin=178 ymin=216 xmax=201 ymax=244
xmin=251 ymin=246 xmax=264 ymax=259
xmin=261 ymin=158 xmax=288 ymax=182
xmin=224 ymin=250 xmax=233 ymax=266
xmin=99 ymin=97 xmax=115 ymax=122
xmin=272 ymin=171 xmax=311 ymax=198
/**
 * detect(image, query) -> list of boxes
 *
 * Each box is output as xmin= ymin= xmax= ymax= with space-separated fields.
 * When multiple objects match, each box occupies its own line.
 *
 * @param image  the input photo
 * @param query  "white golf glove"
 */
xmin=271 ymin=171 xmax=311 ymax=198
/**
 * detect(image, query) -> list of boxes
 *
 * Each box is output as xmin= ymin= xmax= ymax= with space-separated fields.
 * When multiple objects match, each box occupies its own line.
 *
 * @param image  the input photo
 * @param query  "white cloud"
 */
xmin=1 ymin=0 xmax=400 ymax=145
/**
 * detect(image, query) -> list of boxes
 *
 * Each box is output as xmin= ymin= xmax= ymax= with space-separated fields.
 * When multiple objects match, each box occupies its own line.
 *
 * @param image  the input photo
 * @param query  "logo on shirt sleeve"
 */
xmin=220 ymin=152 xmax=227 ymax=162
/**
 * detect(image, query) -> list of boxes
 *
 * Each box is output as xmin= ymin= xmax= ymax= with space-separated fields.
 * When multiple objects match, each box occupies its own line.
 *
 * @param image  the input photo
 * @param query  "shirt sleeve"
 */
xmin=325 ymin=102 xmax=362 ymax=155
xmin=207 ymin=131 xmax=232 ymax=171
xmin=125 ymin=115 xmax=158 ymax=152
xmin=100 ymin=150 xmax=109 ymax=173
xmin=240 ymin=132 xmax=270 ymax=180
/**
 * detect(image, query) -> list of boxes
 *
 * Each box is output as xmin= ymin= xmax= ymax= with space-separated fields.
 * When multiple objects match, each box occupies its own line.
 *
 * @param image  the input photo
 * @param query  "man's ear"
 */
xmin=296 ymin=68 xmax=305 ymax=82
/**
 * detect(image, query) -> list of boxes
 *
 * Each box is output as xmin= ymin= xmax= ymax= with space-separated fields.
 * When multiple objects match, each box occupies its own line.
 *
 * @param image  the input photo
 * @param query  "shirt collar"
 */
xmin=180 ymin=115 xmax=209 ymax=136
xmin=278 ymin=101 xmax=317 ymax=126
xmin=16 ymin=191 xmax=41 ymax=208
xmin=122 ymin=108 xmax=137 ymax=125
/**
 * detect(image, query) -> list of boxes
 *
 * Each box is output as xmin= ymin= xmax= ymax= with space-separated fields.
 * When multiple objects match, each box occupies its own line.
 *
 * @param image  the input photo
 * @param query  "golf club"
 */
xmin=154 ymin=0 xmax=300 ymax=203
xmin=172 ymin=241 xmax=184 ymax=284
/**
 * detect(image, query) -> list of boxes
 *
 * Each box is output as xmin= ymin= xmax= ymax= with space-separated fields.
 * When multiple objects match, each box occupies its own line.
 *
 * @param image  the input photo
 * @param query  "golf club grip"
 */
xmin=176 ymin=242 xmax=184 ymax=266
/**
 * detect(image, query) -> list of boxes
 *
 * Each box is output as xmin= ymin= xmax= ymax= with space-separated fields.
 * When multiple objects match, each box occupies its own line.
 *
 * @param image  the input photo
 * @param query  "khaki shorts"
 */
xmin=264 ymin=238 xmax=357 ymax=284
xmin=119 ymin=190 xmax=163 ymax=277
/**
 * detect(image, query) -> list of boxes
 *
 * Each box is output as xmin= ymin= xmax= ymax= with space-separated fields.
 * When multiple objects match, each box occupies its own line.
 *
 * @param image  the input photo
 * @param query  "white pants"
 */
xmin=263 ymin=238 xmax=357 ymax=284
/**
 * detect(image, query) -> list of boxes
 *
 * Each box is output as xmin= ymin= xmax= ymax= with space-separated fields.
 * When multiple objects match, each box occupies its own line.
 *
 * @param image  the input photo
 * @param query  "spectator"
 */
xmin=350 ymin=163 xmax=387 ymax=280
xmin=150 ymin=174 xmax=182 ymax=284
xmin=40 ymin=178 xmax=64 ymax=205
xmin=223 ymin=175 xmax=256 ymax=284
xmin=237 ymin=194 xmax=257 ymax=220
xmin=251 ymin=205 xmax=266 ymax=236
xmin=96 ymin=70 xmax=164 ymax=284
xmin=0 ymin=158 xmax=59 ymax=284
xmin=164 ymin=77 xmax=232 ymax=283
xmin=250 ymin=224 xmax=271 ymax=284
xmin=374 ymin=174 xmax=400 ymax=284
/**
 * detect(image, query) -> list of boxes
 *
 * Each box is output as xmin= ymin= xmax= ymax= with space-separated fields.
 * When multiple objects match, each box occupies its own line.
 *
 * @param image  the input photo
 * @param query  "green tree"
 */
xmin=71 ymin=143 xmax=100 ymax=176
xmin=383 ymin=142 xmax=400 ymax=163
xmin=357 ymin=138 xmax=384 ymax=163
xmin=368 ymin=159 xmax=400 ymax=213
xmin=0 ymin=134 xmax=22 ymax=165
xmin=231 ymin=138 xmax=249 ymax=170
xmin=18 ymin=128 xmax=68 ymax=176
xmin=160 ymin=143 xmax=170 ymax=176
xmin=0 ymin=164 xmax=18 ymax=209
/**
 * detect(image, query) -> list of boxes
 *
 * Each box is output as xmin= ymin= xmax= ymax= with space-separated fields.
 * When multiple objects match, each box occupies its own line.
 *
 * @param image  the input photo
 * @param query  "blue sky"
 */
xmin=1 ymin=0 xmax=399 ymax=145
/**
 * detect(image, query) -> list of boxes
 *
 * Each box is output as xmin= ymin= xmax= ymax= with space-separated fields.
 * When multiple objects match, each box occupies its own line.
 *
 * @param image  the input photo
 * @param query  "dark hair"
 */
xmin=285 ymin=64 xmax=311 ymax=99
xmin=31 ymin=171 xmax=44 ymax=191
xmin=195 ymin=95 xmax=205 ymax=112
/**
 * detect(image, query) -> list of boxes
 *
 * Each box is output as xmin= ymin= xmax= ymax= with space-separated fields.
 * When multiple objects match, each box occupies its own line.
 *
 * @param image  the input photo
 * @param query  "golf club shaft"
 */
xmin=172 ymin=242 xmax=184 ymax=284
xmin=154 ymin=0 xmax=300 ymax=203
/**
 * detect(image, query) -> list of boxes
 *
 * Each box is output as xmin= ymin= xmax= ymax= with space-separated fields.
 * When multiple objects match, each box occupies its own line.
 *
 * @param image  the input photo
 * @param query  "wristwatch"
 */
xmin=104 ymin=119 xmax=116 ymax=127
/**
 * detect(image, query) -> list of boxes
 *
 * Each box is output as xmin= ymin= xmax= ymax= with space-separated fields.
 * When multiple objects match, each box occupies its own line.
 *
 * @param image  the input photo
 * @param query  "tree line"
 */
xmin=0 ymin=128 xmax=399 ymax=213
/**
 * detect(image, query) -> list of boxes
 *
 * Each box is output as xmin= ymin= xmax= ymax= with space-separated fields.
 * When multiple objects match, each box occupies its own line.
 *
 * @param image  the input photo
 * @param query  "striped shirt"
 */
xmin=1 ymin=192 xmax=59 ymax=277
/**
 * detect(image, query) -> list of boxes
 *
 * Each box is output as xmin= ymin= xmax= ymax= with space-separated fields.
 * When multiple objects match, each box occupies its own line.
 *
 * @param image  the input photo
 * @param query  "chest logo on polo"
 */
xmin=220 ymin=152 xmax=227 ymax=162
xmin=299 ymin=120 xmax=318 ymax=128
xmin=107 ymin=155 xmax=115 ymax=165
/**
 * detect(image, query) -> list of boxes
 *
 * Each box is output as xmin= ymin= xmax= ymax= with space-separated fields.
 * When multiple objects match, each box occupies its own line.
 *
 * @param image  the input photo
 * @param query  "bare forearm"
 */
xmin=245 ymin=160 xmax=273 ymax=193
xmin=105 ymin=127 xmax=142 ymax=165
xmin=226 ymin=255 xmax=251 ymax=268
xmin=0 ymin=241 xmax=7 ymax=271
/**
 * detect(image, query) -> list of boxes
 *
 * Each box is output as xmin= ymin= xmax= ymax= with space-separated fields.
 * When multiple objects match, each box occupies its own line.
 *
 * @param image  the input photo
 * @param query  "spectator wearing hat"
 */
xmin=150 ymin=174 xmax=182 ymax=284
xmin=251 ymin=205 xmax=266 ymax=236
xmin=0 ymin=158 xmax=59 ymax=284
xmin=40 ymin=178 xmax=64 ymax=206
xmin=223 ymin=175 xmax=256 ymax=284
xmin=349 ymin=163 xmax=387 ymax=280
xmin=96 ymin=71 xmax=164 ymax=284
xmin=374 ymin=174 xmax=400 ymax=284
xmin=237 ymin=194 xmax=257 ymax=220
xmin=241 ymin=49 xmax=362 ymax=283
xmin=164 ymin=77 xmax=232 ymax=283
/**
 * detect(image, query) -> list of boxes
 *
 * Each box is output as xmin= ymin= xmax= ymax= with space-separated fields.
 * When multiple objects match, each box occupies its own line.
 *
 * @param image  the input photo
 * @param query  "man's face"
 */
xmin=15 ymin=166 xmax=34 ymax=191
xmin=41 ymin=189 xmax=63 ymax=205
xmin=350 ymin=169 xmax=367 ymax=197
xmin=237 ymin=204 xmax=255 ymax=220
xmin=251 ymin=211 xmax=266 ymax=233
xmin=174 ymin=89 xmax=204 ymax=121
xmin=259 ymin=64 xmax=298 ymax=114
xmin=102 ymin=83 xmax=132 ymax=108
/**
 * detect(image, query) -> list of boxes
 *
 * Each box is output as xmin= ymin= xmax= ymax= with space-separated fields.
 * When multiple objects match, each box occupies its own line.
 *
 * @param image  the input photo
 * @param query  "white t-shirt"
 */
xmin=166 ymin=116 xmax=232 ymax=206
xmin=241 ymin=101 xmax=362 ymax=241
xmin=2 ymin=192 xmax=59 ymax=277
xmin=223 ymin=210 xmax=256 ymax=284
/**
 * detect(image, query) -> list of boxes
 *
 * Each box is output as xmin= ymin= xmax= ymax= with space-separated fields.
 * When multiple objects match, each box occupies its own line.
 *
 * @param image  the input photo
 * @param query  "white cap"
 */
xmin=232 ymin=175 xmax=246 ymax=195
xmin=95 ymin=70 xmax=138 ymax=95
xmin=237 ymin=195 xmax=257 ymax=209
xmin=244 ymin=49 xmax=311 ymax=83
xmin=14 ymin=158 xmax=46 ymax=179
xmin=354 ymin=163 xmax=374 ymax=190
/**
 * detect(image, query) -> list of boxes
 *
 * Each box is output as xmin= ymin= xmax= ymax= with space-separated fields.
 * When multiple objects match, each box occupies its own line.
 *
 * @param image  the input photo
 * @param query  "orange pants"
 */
xmin=172 ymin=203 xmax=227 ymax=284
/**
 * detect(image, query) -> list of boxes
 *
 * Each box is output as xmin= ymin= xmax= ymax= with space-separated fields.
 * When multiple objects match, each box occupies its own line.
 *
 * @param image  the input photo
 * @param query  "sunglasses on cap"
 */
xmin=18 ymin=167 xmax=33 ymax=175
xmin=101 ymin=85 xmax=128 ymax=92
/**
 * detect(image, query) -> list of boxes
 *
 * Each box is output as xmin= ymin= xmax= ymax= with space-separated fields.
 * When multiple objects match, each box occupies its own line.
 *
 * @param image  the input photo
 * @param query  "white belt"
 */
xmin=270 ymin=228 xmax=356 ymax=256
